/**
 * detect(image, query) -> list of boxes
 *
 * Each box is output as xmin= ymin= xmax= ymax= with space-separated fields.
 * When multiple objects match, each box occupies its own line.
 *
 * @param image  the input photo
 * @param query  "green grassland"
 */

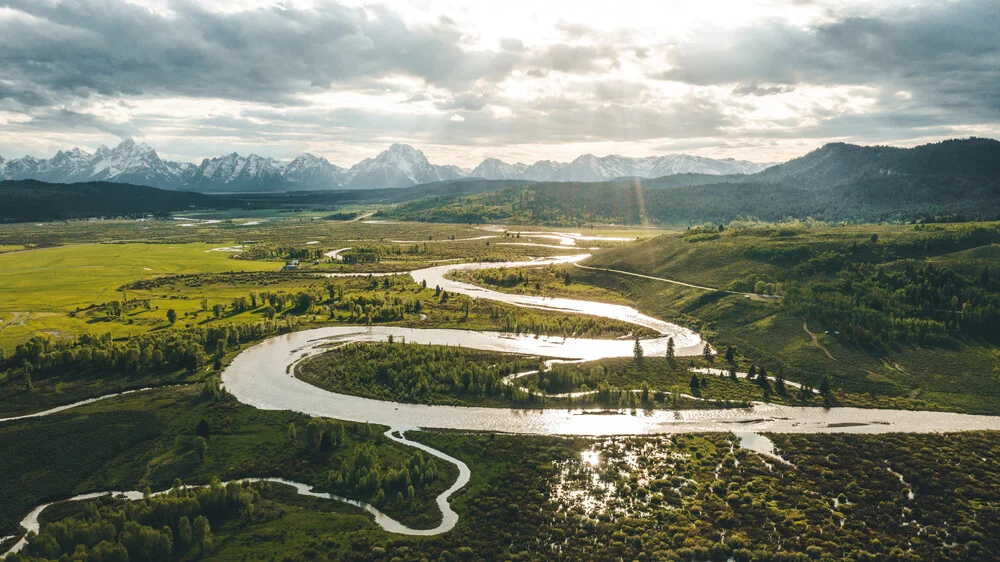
xmin=0 ymin=244 xmax=277 ymax=348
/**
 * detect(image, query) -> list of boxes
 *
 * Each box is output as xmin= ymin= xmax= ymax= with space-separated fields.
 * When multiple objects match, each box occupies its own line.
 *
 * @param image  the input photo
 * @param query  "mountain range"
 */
xmin=0 ymin=139 xmax=773 ymax=193
xmin=387 ymin=137 xmax=1000 ymax=225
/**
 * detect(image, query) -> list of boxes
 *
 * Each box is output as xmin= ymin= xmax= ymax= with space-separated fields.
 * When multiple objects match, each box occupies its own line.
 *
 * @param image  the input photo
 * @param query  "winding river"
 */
xmin=5 ymin=253 xmax=1000 ymax=552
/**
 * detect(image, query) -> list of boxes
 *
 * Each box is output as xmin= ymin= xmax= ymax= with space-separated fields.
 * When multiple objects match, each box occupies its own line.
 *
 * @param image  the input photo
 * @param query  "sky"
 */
xmin=0 ymin=0 xmax=997 ymax=168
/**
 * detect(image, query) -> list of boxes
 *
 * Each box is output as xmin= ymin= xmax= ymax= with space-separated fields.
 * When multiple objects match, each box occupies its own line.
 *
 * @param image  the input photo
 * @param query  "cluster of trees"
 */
xmin=340 ymin=246 xmax=395 ymax=265
xmin=8 ymin=478 xmax=256 ymax=562
xmin=327 ymin=444 xmax=443 ymax=507
xmin=787 ymin=262 xmax=998 ymax=348
xmin=0 ymin=319 xmax=300 ymax=386
xmin=236 ymin=246 xmax=325 ymax=261
xmin=332 ymin=292 xmax=415 ymax=324
xmin=488 ymin=305 xmax=650 ymax=338
xmin=296 ymin=342 xmax=531 ymax=405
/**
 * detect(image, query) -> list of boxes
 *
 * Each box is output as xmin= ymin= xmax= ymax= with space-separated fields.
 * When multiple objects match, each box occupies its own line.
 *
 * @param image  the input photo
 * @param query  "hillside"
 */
xmin=385 ymin=138 xmax=1000 ymax=224
xmin=577 ymin=222 xmax=1000 ymax=413
xmin=0 ymin=180 xmax=230 ymax=222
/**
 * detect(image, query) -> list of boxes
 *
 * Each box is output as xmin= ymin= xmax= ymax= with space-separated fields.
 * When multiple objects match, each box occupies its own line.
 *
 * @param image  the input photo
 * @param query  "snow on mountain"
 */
xmin=470 ymin=153 xmax=773 ymax=182
xmin=470 ymin=158 xmax=528 ymax=180
xmin=282 ymin=153 xmax=348 ymax=190
xmin=182 ymin=152 xmax=286 ymax=192
xmin=0 ymin=139 xmax=190 ymax=188
xmin=345 ymin=143 xmax=463 ymax=189
xmin=522 ymin=160 xmax=565 ymax=182
xmin=89 ymin=139 xmax=190 ymax=188
xmin=1 ymin=139 xmax=774 ymax=191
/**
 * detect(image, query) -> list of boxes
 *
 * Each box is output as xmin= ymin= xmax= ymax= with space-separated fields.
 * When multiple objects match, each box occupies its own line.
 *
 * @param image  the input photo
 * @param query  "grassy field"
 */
xmin=0 ymin=243 xmax=277 ymax=348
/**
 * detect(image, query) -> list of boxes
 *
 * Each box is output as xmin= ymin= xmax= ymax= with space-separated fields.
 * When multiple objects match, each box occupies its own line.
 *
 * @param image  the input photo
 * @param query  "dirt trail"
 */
xmin=802 ymin=320 xmax=837 ymax=361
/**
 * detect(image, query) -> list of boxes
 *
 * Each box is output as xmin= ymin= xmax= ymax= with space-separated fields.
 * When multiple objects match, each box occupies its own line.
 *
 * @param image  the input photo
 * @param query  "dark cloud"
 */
xmin=655 ymin=0 xmax=999 ymax=120
xmin=0 ymin=0 xmax=515 ymax=106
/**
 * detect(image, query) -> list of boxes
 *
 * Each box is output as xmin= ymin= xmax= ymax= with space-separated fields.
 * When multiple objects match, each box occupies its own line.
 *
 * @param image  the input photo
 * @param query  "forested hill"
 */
xmin=384 ymin=138 xmax=1000 ymax=225
xmin=0 ymin=180 xmax=230 ymax=222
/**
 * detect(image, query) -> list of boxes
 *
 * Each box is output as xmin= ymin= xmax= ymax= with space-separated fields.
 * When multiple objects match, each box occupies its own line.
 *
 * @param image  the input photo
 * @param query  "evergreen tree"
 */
xmin=820 ymin=375 xmax=832 ymax=397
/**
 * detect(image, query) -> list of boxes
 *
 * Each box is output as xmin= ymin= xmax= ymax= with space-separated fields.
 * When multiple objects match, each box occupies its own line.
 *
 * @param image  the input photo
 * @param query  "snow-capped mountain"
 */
xmin=0 ymin=140 xmax=189 ymax=188
xmin=89 ymin=139 xmax=192 ymax=187
xmin=1 ymin=139 xmax=775 ymax=192
xmin=469 ymin=153 xmax=773 ymax=182
xmin=346 ymin=143 xmax=465 ymax=189
xmin=470 ymin=158 xmax=528 ymax=180
xmin=181 ymin=152 xmax=286 ymax=192
xmin=282 ymin=153 xmax=348 ymax=190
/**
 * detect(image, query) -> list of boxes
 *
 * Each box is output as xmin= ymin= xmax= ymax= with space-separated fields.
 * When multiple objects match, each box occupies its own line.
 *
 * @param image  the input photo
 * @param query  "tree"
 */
xmin=192 ymin=515 xmax=211 ymax=553
xmin=306 ymin=420 xmax=321 ymax=449
xmin=775 ymin=375 xmax=787 ymax=396
xmin=193 ymin=436 xmax=208 ymax=462
xmin=196 ymin=419 xmax=210 ymax=439
xmin=166 ymin=309 xmax=177 ymax=324
xmin=177 ymin=516 xmax=192 ymax=549
xmin=633 ymin=338 xmax=644 ymax=364
xmin=666 ymin=337 xmax=675 ymax=363
xmin=820 ymin=375 xmax=832 ymax=397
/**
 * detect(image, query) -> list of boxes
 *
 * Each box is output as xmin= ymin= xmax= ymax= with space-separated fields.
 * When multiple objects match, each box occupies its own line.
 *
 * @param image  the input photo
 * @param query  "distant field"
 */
xmin=0 ymin=243 xmax=277 ymax=347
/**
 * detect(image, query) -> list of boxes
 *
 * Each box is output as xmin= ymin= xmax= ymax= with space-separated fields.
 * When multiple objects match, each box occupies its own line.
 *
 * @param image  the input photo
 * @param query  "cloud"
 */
xmin=0 ymin=0 xmax=995 ymax=166
xmin=654 ymin=0 xmax=999 ymax=120
xmin=0 ymin=0 xmax=515 ymax=106
xmin=732 ymin=83 xmax=796 ymax=97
